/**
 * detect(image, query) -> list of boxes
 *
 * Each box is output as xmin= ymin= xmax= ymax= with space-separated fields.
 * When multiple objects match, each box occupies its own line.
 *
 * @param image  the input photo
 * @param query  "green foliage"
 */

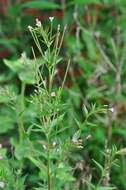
xmin=4 ymin=55 xmax=43 ymax=84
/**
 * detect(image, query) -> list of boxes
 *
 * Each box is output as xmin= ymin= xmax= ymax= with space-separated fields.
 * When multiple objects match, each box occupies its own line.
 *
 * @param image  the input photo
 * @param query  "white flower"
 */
xmin=28 ymin=25 xmax=33 ymax=31
xmin=64 ymin=24 xmax=67 ymax=31
xmin=0 ymin=155 xmax=3 ymax=160
xmin=72 ymin=136 xmax=78 ymax=143
xmin=36 ymin=18 xmax=42 ymax=27
xmin=0 ymin=181 xmax=5 ymax=188
xmin=53 ymin=141 xmax=56 ymax=146
xmin=57 ymin=24 xmax=60 ymax=31
xmin=51 ymin=92 xmax=56 ymax=97
xmin=34 ymin=89 xmax=38 ymax=93
xmin=0 ymin=144 xmax=2 ymax=149
xmin=85 ymin=134 xmax=92 ymax=140
xmin=21 ymin=52 xmax=26 ymax=59
xmin=54 ymin=69 xmax=58 ymax=76
xmin=104 ymin=105 xmax=115 ymax=113
xmin=49 ymin=17 xmax=54 ymax=22
xmin=57 ymin=148 xmax=60 ymax=152
xmin=106 ymin=149 xmax=111 ymax=154
xmin=43 ymin=145 xmax=47 ymax=150
xmin=109 ymin=107 xmax=115 ymax=113
xmin=94 ymin=31 xmax=101 ymax=38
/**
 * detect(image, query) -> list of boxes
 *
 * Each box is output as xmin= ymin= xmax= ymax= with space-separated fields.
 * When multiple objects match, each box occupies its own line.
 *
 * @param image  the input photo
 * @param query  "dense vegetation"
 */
xmin=0 ymin=0 xmax=126 ymax=189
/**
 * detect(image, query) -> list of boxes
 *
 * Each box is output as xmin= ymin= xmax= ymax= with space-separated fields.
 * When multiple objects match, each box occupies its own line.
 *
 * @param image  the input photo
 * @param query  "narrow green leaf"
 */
xmin=22 ymin=0 xmax=60 ymax=10
xmin=92 ymin=159 xmax=104 ymax=173
xmin=69 ymin=0 xmax=100 ymax=6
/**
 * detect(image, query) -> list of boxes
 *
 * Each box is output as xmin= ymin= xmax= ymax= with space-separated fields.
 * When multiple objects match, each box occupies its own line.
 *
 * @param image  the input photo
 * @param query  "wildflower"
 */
xmin=106 ymin=149 xmax=111 ymax=154
xmin=104 ymin=105 xmax=115 ymax=113
xmin=28 ymin=25 xmax=33 ymax=31
xmin=43 ymin=145 xmax=47 ymax=150
xmin=36 ymin=18 xmax=42 ymax=27
xmin=34 ymin=89 xmax=38 ymax=93
xmin=53 ymin=141 xmax=57 ymax=147
xmin=0 ymin=181 xmax=5 ymax=188
xmin=94 ymin=31 xmax=101 ymax=38
xmin=57 ymin=24 xmax=60 ymax=31
xmin=64 ymin=24 xmax=67 ymax=31
xmin=51 ymin=92 xmax=56 ymax=97
xmin=72 ymin=134 xmax=83 ymax=148
xmin=21 ymin=52 xmax=26 ymax=59
xmin=54 ymin=69 xmax=58 ymax=75
xmin=85 ymin=134 xmax=92 ymax=140
xmin=57 ymin=148 xmax=60 ymax=152
xmin=72 ymin=136 xmax=78 ymax=143
xmin=73 ymin=12 xmax=77 ymax=20
xmin=49 ymin=17 xmax=54 ymax=22
xmin=0 ymin=155 xmax=3 ymax=160
xmin=109 ymin=107 xmax=114 ymax=113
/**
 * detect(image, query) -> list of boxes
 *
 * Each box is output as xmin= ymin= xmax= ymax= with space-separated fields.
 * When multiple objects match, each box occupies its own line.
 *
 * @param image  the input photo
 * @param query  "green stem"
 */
xmin=21 ymin=82 xmax=25 ymax=108
xmin=49 ymin=68 xmax=52 ymax=93
xmin=47 ymin=138 xmax=51 ymax=190
xmin=18 ymin=82 xmax=26 ymax=143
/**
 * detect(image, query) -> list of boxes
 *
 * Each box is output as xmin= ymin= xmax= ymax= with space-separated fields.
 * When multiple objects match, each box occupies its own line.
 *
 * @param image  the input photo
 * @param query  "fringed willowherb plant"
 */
xmin=26 ymin=18 xmax=77 ymax=190
xmin=2 ymin=18 xmax=126 ymax=190
xmin=26 ymin=19 xmax=118 ymax=190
